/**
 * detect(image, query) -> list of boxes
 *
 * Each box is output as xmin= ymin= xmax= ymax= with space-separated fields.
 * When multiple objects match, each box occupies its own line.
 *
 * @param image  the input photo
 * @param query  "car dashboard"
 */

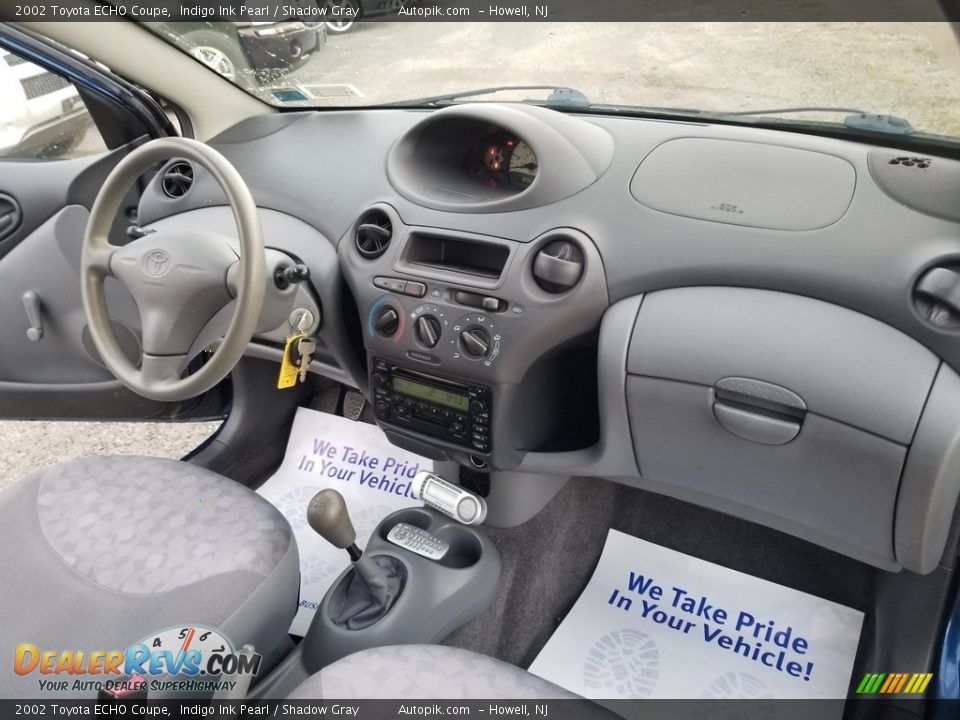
xmin=135 ymin=103 xmax=960 ymax=578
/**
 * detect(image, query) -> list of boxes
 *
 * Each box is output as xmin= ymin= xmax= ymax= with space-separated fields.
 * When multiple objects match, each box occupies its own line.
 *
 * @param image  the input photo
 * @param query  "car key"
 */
xmin=296 ymin=337 xmax=316 ymax=383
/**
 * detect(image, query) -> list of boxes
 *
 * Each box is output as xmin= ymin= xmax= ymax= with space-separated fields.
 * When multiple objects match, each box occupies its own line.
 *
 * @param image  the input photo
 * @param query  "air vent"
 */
xmin=532 ymin=238 xmax=584 ymax=293
xmin=914 ymin=263 xmax=960 ymax=330
xmin=161 ymin=161 xmax=194 ymax=199
xmin=354 ymin=210 xmax=393 ymax=259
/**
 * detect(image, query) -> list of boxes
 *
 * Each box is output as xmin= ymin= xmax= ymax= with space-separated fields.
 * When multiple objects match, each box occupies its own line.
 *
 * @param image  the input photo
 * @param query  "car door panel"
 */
xmin=0 ymin=148 xmax=223 ymax=420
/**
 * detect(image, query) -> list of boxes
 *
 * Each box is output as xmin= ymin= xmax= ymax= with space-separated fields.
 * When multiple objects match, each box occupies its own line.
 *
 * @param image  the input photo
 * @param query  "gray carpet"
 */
xmin=443 ymin=476 xmax=875 ymax=671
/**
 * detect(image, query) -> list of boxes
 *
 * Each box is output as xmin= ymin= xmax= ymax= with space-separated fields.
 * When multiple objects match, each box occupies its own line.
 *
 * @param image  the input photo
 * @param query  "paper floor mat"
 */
xmin=257 ymin=407 xmax=433 ymax=635
xmin=528 ymin=529 xmax=863 ymax=702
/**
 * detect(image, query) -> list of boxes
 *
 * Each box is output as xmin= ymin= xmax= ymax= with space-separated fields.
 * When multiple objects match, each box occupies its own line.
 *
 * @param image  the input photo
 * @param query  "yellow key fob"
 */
xmin=277 ymin=332 xmax=307 ymax=389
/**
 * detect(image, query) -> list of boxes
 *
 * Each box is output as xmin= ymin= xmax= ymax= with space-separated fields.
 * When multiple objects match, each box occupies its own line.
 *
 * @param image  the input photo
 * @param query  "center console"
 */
xmin=299 ymin=505 xmax=501 ymax=672
xmin=338 ymin=204 xmax=609 ymax=469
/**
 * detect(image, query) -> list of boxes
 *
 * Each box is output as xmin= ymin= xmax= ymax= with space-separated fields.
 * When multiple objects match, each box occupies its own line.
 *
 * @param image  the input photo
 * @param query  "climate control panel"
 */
xmin=366 ymin=294 xmax=504 ymax=369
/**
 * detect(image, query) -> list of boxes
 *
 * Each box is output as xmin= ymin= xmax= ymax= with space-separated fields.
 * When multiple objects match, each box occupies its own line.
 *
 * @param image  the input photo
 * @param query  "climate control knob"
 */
xmin=374 ymin=306 xmax=400 ymax=337
xmin=415 ymin=315 xmax=442 ymax=348
xmin=459 ymin=327 xmax=491 ymax=359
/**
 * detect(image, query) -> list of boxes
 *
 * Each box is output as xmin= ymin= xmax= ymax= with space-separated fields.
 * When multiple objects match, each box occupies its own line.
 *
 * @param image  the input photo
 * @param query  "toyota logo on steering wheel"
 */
xmin=143 ymin=249 xmax=171 ymax=277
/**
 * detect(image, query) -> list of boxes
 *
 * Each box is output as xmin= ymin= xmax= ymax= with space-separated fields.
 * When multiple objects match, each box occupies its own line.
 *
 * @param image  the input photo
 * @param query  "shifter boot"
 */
xmin=330 ymin=555 xmax=405 ymax=630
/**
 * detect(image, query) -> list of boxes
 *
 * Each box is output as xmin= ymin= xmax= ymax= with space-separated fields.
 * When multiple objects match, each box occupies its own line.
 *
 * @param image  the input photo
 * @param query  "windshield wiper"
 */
xmin=722 ymin=106 xmax=915 ymax=135
xmin=385 ymin=85 xmax=590 ymax=108
xmin=582 ymin=101 xmax=921 ymax=138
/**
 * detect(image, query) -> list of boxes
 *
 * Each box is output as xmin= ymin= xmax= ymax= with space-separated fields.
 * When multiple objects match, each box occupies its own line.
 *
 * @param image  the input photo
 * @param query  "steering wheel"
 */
xmin=81 ymin=137 xmax=266 ymax=402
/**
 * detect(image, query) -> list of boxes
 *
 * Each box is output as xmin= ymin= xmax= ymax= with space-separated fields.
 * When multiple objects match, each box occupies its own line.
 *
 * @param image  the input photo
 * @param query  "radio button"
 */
xmin=469 ymin=399 xmax=487 ymax=414
xmin=452 ymin=422 xmax=465 ymax=434
xmin=394 ymin=404 xmax=410 ymax=418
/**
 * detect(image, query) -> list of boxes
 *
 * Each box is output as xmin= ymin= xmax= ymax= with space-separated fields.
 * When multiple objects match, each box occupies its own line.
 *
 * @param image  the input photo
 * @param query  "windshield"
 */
xmin=143 ymin=21 xmax=960 ymax=142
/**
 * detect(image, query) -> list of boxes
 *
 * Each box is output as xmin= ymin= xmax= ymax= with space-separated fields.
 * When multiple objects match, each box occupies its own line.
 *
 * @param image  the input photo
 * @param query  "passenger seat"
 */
xmin=286 ymin=645 xmax=576 ymax=700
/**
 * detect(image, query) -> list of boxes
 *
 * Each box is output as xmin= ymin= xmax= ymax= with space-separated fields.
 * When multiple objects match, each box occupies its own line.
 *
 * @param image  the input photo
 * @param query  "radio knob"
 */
xmin=459 ymin=327 xmax=491 ymax=359
xmin=374 ymin=307 xmax=400 ymax=337
xmin=415 ymin=315 xmax=442 ymax=348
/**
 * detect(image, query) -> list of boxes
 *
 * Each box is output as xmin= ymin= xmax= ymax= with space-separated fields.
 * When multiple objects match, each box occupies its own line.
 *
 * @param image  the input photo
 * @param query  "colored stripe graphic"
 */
xmin=857 ymin=672 xmax=933 ymax=694
xmin=856 ymin=673 xmax=886 ymax=694
xmin=892 ymin=674 xmax=909 ymax=693
xmin=879 ymin=674 xmax=897 ymax=693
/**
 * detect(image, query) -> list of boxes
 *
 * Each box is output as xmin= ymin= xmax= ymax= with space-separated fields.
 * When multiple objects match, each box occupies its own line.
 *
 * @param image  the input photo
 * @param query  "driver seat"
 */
xmin=0 ymin=455 xmax=299 ymax=698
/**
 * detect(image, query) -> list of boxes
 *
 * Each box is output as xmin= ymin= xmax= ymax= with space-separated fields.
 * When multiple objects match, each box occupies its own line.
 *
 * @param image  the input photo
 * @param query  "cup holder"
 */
xmin=378 ymin=507 xmax=484 ymax=569
xmin=434 ymin=527 xmax=482 ymax=568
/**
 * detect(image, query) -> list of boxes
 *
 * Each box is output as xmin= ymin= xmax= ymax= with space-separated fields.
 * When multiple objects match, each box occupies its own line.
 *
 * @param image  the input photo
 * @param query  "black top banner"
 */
xmin=1 ymin=0 xmax=959 ymax=22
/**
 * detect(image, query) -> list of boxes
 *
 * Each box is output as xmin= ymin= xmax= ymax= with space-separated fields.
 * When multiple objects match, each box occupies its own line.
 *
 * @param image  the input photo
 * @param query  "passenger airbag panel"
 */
xmin=630 ymin=138 xmax=855 ymax=230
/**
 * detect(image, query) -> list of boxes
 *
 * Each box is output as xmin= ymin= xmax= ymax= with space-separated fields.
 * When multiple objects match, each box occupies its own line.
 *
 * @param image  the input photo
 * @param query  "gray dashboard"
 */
xmin=137 ymin=103 xmax=960 ymax=575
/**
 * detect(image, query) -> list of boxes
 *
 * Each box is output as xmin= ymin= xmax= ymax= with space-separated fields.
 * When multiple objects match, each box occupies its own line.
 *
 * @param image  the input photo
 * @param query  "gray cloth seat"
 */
xmin=0 ymin=456 xmax=299 ymax=698
xmin=286 ymin=645 xmax=578 ymax=699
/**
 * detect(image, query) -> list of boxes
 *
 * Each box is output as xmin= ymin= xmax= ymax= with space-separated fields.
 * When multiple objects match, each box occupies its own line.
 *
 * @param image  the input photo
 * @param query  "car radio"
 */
xmin=371 ymin=358 xmax=491 ymax=454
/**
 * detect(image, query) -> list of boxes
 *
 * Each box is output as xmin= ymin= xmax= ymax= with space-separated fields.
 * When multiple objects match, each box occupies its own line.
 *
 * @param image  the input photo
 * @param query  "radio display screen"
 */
xmin=392 ymin=376 xmax=470 ymax=412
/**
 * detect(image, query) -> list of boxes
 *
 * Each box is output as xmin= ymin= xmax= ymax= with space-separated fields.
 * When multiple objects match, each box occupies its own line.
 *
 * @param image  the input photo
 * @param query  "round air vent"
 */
xmin=354 ymin=209 xmax=393 ymax=259
xmin=532 ymin=237 xmax=584 ymax=293
xmin=914 ymin=263 xmax=960 ymax=329
xmin=161 ymin=160 xmax=194 ymax=198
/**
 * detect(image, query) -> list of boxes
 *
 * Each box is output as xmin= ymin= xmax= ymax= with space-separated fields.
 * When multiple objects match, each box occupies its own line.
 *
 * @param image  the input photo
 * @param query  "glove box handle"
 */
xmin=712 ymin=377 xmax=807 ymax=446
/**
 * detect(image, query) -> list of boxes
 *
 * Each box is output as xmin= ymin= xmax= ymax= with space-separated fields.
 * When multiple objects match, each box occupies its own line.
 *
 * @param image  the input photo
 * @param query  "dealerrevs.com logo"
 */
xmin=14 ymin=626 xmax=261 ymax=694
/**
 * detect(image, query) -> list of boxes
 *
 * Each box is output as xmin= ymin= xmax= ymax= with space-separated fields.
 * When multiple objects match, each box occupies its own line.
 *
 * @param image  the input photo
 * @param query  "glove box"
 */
xmin=625 ymin=287 xmax=960 ymax=573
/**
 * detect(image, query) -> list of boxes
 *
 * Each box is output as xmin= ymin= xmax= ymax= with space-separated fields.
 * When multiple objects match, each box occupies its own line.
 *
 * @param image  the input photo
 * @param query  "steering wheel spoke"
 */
xmin=138 ymin=353 xmax=190 ymax=387
xmin=85 ymin=245 xmax=116 ymax=277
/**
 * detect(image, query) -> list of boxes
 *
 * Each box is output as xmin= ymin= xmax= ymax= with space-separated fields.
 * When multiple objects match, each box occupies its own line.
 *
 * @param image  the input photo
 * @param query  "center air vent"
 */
xmin=161 ymin=161 xmax=194 ymax=198
xmin=355 ymin=210 xmax=393 ymax=259
xmin=532 ymin=237 xmax=584 ymax=293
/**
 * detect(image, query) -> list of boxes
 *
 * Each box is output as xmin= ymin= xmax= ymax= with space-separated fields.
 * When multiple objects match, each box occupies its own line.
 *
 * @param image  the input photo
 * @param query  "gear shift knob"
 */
xmin=307 ymin=489 xmax=356 ymax=549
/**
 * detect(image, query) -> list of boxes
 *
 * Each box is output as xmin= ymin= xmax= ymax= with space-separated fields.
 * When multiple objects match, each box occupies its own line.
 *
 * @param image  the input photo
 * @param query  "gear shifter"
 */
xmin=307 ymin=489 xmax=404 ymax=630
xmin=307 ymin=488 xmax=362 ymax=560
